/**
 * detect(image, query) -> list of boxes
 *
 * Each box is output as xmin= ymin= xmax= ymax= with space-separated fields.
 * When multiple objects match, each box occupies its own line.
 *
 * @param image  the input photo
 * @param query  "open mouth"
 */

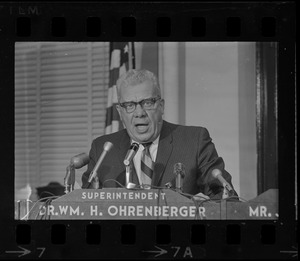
xmin=135 ymin=123 xmax=149 ymax=132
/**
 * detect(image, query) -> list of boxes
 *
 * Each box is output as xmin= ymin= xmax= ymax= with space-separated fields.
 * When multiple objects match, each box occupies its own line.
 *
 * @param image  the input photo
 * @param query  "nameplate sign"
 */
xmin=225 ymin=189 xmax=278 ymax=219
xmin=42 ymin=188 xmax=220 ymax=220
xmin=16 ymin=189 xmax=278 ymax=220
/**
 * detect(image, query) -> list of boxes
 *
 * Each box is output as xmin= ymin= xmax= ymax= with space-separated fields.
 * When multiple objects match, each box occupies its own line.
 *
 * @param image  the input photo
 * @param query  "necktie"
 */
xmin=141 ymin=143 xmax=154 ymax=187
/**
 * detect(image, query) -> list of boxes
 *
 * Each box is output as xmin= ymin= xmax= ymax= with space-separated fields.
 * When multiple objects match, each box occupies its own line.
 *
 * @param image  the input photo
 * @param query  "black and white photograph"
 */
xmin=14 ymin=41 xmax=279 ymax=220
xmin=0 ymin=1 xmax=295 ymax=260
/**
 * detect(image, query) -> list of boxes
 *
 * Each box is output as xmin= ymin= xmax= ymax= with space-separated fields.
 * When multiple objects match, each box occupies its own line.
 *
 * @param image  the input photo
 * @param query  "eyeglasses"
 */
xmin=119 ymin=97 xmax=161 ymax=113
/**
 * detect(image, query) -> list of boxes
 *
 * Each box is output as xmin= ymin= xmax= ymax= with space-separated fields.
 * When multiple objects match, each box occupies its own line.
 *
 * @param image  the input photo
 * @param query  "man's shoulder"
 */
xmin=93 ymin=129 xmax=128 ymax=145
xmin=163 ymin=121 xmax=211 ymax=145
xmin=163 ymin=122 xmax=210 ymax=140
xmin=164 ymin=121 xmax=207 ymax=134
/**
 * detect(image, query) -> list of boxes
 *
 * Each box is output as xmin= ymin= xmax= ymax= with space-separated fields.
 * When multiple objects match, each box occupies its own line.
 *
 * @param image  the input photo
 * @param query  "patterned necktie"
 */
xmin=141 ymin=143 xmax=154 ymax=187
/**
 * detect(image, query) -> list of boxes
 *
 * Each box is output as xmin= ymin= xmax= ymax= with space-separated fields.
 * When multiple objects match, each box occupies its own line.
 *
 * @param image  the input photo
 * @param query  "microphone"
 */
xmin=123 ymin=143 xmax=139 ymax=166
xmin=164 ymin=182 xmax=172 ymax=189
xmin=87 ymin=141 xmax=113 ymax=184
xmin=64 ymin=153 xmax=90 ymax=193
xmin=70 ymin=153 xmax=90 ymax=169
xmin=174 ymin=163 xmax=185 ymax=191
xmin=211 ymin=169 xmax=234 ymax=197
xmin=124 ymin=143 xmax=139 ymax=189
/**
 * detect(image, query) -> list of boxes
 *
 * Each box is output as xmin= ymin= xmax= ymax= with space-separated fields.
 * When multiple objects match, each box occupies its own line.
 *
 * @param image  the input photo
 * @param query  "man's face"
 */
xmin=116 ymin=80 xmax=164 ymax=143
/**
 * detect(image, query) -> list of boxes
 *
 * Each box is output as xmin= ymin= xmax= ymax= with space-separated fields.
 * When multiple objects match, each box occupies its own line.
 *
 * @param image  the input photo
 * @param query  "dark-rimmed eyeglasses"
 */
xmin=118 ymin=97 xmax=161 ymax=113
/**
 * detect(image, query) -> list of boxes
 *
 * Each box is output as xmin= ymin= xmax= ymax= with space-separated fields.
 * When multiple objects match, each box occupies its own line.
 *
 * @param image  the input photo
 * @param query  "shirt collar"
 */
xmin=131 ymin=135 xmax=160 ymax=147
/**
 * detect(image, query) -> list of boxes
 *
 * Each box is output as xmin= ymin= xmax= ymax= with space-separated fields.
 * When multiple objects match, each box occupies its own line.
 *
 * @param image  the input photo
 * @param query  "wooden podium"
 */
xmin=15 ymin=188 xmax=278 ymax=220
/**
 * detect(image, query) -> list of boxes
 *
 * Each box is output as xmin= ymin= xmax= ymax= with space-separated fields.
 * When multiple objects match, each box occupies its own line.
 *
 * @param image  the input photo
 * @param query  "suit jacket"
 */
xmin=82 ymin=121 xmax=237 ymax=199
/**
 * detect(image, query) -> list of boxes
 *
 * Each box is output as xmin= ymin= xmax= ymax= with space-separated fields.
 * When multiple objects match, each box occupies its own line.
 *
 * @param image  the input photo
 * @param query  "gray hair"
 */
xmin=116 ymin=69 xmax=161 ymax=101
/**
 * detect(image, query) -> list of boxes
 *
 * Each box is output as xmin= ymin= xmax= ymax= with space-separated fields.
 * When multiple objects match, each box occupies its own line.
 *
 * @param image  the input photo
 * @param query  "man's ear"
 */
xmin=116 ymin=104 xmax=123 ymax=121
xmin=160 ymin=99 xmax=165 ymax=115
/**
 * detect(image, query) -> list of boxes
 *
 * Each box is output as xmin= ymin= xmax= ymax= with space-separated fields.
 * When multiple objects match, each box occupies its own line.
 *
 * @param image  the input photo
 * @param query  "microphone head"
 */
xmin=131 ymin=142 xmax=139 ymax=151
xmin=103 ymin=141 xmax=113 ymax=152
xmin=71 ymin=153 xmax=90 ymax=169
xmin=123 ymin=143 xmax=140 ymax=166
xmin=174 ymin=162 xmax=185 ymax=178
xmin=211 ymin=169 xmax=222 ymax=178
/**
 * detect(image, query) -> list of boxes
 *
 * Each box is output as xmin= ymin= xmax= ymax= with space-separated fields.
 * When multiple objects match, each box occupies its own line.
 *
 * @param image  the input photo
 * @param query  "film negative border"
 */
xmin=0 ymin=2 xmax=295 ymax=40
xmin=6 ymin=221 xmax=295 ymax=259
xmin=0 ymin=1 xmax=296 ymax=260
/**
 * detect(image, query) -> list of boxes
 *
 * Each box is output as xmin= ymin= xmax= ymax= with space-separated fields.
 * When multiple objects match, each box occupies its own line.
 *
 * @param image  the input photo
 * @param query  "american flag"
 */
xmin=105 ymin=42 xmax=135 ymax=134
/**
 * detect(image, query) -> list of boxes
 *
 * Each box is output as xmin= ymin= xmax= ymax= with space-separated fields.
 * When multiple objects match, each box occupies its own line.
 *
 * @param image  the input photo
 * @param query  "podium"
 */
xmin=15 ymin=188 xmax=278 ymax=220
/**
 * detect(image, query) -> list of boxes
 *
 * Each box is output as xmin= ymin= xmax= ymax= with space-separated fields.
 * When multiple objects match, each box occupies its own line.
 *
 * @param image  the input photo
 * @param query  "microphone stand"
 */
xmin=222 ymin=183 xmax=234 ymax=199
xmin=174 ymin=163 xmax=185 ymax=192
xmin=125 ymin=163 xmax=136 ymax=189
xmin=64 ymin=164 xmax=75 ymax=193
xmin=175 ymin=173 xmax=183 ymax=192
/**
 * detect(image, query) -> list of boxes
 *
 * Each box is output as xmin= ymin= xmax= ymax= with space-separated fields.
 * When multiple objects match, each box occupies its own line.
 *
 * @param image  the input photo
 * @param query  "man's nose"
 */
xmin=134 ymin=103 xmax=146 ymax=117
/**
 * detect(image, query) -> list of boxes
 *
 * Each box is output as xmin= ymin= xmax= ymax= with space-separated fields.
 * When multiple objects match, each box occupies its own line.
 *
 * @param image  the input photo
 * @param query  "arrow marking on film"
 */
xmin=142 ymin=245 xmax=168 ymax=257
xmin=280 ymin=246 xmax=298 ymax=258
xmin=6 ymin=246 xmax=31 ymax=257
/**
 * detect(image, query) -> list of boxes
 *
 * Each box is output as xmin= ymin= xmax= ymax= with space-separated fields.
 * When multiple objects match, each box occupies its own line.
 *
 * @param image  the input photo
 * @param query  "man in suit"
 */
xmin=82 ymin=69 xmax=237 ymax=199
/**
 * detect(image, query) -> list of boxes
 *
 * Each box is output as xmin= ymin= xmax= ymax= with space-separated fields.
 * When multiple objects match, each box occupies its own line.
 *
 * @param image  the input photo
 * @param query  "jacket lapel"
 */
xmin=152 ymin=121 xmax=173 ymax=186
xmin=118 ymin=130 xmax=131 ymax=163
xmin=115 ymin=131 xmax=130 ymax=186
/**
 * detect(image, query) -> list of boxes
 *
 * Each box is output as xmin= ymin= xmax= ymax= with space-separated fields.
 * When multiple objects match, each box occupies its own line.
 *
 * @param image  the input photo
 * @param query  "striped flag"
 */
xmin=105 ymin=42 xmax=135 ymax=134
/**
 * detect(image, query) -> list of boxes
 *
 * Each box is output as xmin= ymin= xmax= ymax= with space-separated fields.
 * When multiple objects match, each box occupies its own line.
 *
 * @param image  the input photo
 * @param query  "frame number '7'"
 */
xmin=37 ymin=248 xmax=46 ymax=258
